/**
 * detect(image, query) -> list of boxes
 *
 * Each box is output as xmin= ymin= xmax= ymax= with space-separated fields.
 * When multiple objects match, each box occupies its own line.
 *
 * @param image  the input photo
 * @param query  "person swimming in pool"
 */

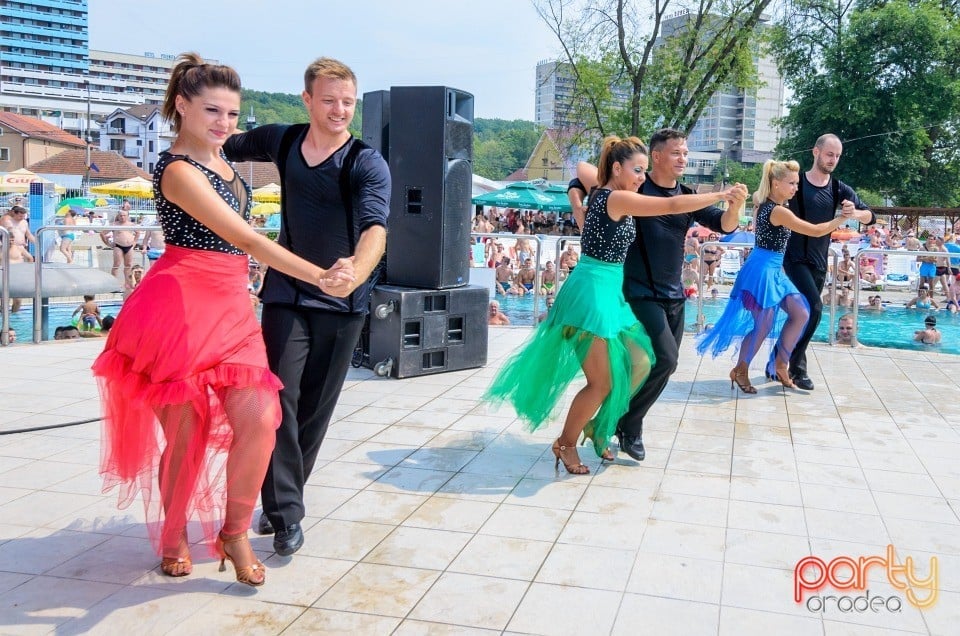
xmin=906 ymin=286 xmax=938 ymax=310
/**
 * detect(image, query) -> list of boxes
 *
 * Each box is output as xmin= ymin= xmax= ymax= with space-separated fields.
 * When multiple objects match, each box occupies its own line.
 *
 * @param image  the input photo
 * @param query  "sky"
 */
xmin=87 ymin=0 xmax=562 ymax=121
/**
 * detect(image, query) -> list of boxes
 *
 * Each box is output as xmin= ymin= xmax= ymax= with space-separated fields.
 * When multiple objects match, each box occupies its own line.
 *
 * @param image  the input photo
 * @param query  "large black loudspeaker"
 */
xmin=366 ymin=284 xmax=488 ymax=379
xmin=361 ymin=90 xmax=390 ymax=160
xmin=386 ymin=86 xmax=473 ymax=289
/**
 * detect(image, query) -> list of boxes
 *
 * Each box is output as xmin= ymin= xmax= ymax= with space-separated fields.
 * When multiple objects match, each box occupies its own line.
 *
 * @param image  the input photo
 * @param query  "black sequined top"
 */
xmin=581 ymin=188 xmax=636 ymax=264
xmin=153 ymin=151 xmax=250 ymax=255
xmin=754 ymin=199 xmax=791 ymax=253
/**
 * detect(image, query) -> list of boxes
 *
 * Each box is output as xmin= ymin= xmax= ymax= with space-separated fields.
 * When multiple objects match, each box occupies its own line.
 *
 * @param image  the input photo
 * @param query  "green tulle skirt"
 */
xmin=483 ymin=255 xmax=656 ymax=457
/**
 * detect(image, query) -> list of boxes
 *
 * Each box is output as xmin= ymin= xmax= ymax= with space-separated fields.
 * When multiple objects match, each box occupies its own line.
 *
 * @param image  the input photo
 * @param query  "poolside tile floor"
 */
xmin=0 ymin=329 xmax=957 ymax=634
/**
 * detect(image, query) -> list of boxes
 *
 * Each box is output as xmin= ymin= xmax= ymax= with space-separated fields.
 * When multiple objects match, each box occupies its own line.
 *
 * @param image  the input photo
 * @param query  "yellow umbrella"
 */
xmin=251 ymin=202 xmax=281 ymax=216
xmin=252 ymin=182 xmax=281 ymax=203
xmin=90 ymin=176 xmax=154 ymax=198
xmin=0 ymin=168 xmax=66 ymax=193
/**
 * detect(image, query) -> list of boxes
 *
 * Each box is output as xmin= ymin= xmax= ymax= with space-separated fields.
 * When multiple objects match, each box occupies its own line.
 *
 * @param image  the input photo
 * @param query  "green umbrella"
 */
xmin=472 ymin=182 xmax=571 ymax=213
xmin=56 ymin=197 xmax=95 ymax=216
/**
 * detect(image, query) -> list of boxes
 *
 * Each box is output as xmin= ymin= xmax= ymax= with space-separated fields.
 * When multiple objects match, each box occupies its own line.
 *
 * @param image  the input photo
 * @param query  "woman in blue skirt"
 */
xmin=697 ymin=159 xmax=848 ymax=392
xmin=485 ymin=136 xmax=742 ymax=474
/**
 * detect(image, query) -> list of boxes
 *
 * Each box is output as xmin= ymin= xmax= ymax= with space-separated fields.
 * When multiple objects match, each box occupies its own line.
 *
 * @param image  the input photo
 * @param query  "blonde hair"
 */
xmin=162 ymin=53 xmax=242 ymax=133
xmin=597 ymin=135 xmax=648 ymax=186
xmin=754 ymin=159 xmax=801 ymax=205
xmin=304 ymin=57 xmax=356 ymax=93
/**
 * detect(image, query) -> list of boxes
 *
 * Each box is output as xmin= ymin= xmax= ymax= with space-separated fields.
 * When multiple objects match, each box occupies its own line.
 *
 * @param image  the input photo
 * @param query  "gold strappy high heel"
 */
xmin=216 ymin=531 xmax=265 ymax=587
xmin=580 ymin=421 xmax=615 ymax=462
xmin=160 ymin=530 xmax=192 ymax=577
xmin=552 ymin=438 xmax=590 ymax=475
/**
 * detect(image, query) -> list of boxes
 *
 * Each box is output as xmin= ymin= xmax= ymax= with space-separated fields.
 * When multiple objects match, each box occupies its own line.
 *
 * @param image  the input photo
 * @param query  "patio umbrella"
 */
xmin=252 ymin=182 xmax=281 ymax=203
xmin=250 ymin=202 xmax=281 ymax=216
xmin=471 ymin=182 xmax=558 ymax=211
xmin=831 ymin=228 xmax=860 ymax=241
xmin=0 ymin=168 xmax=66 ymax=194
xmin=56 ymin=197 xmax=96 ymax=216
xmin=720 ymin=230 xmax=756 ymax=245
xmin=90 ymin=176 xmax=154 ymax=198
xmin=538 ymin=184 xmax=572 ymax=213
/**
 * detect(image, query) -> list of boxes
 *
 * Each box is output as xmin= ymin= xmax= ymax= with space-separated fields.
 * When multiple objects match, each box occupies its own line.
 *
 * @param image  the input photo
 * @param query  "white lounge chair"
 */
xmin=883 ymin=252 xmax=919 ymax=291
xmin=718 ymin=249 xmax=742 ymax=283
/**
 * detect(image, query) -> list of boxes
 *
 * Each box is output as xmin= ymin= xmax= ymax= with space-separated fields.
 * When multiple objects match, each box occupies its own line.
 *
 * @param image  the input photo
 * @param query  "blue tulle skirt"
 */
xmin=696 ymin=248 xmax=809 ymax=362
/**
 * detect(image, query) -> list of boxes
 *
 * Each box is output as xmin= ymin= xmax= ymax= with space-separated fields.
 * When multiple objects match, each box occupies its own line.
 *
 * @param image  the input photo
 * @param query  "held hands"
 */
xmin=318 ymin=257 xmax=356 ymax=298
xmin=721 ymin=183 xmax=749 ymax=207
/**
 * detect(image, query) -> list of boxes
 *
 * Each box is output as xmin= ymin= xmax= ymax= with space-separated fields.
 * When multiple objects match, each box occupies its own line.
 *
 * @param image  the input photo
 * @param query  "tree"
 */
xmin=533 ymin=0 xmax=775 ymax=144
xmin=772 ymin=0 xmax=960 ymax=206
xmin=473 ymin=119 xmax=542 ymax=179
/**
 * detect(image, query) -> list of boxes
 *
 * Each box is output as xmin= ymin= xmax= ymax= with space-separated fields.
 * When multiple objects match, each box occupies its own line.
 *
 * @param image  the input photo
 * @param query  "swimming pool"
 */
xmin=5 ymin=301 xmax=123 ymax=341
xmin=6 ymin=297 xmax=955 ymax=355
xmin=496 ymin=294 xmax=960 ymax=355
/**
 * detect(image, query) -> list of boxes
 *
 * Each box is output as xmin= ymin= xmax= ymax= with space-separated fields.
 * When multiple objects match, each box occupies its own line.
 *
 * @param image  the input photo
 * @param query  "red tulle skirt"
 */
xmin=92 ymin=245 xmax=282 ymax=555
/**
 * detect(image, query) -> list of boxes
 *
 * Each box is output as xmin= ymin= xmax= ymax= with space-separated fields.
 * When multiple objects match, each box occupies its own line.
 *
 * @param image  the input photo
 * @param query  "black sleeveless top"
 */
xmin=754 ymin=199 xmax=791 ymax=253
xmin=581 ymin=188 xmax=636 ymax=264
xmin=153 ymin=151 xmax=251 ymax=255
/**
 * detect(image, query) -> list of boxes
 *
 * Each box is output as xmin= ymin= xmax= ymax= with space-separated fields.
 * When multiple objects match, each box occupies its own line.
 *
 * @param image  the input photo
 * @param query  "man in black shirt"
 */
xmin=776 ymin=133 xmax=874 ymax=390
xmin=224 ymin=58 xmax=390 ymax=556
xmin=579 ymin=129 xmax=747 ymax=460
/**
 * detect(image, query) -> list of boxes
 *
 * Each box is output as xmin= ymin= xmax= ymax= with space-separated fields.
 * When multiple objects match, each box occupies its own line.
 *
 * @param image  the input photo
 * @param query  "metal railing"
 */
xmin=1 ymin=227 xmax=9 ymax=346
xmin=470 ymin=232 xmax=546 ymax=325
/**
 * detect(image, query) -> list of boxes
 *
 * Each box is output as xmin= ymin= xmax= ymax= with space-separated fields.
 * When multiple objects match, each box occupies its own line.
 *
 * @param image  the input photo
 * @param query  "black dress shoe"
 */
xmin=618 ymin=433 xmax=646 ymax=461
xmin=792 ymin=375 xmax=815 ymax=391
xmin=273 ymin=523 xmax=304 ymax=556
xmin=256 ymin=513 xmax=274 ymax=535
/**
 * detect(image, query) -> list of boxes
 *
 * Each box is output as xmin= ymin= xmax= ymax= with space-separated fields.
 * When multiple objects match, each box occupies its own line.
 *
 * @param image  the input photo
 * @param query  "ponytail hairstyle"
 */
xmin=597 ymin=135 xmax=649 ymax=186
xmin=162 ymin=52 xmax=242 ymax=133
xmin=754 ymin=159 xmax=800 ymax=206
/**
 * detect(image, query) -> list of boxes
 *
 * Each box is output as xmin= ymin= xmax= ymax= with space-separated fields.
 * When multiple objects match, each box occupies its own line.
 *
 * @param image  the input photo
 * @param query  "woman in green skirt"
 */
xmin=484 ymin=136 xmax=740 ymax=474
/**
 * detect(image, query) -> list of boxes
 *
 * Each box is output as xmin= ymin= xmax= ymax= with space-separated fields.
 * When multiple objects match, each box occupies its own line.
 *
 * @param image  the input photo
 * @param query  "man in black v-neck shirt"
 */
xmin=775 ymin=134 xmax=874 ymax=390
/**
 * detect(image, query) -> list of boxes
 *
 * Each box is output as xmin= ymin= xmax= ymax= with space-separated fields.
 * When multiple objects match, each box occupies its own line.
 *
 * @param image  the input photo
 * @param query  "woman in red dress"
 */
xmin=92 ymin=53 xmax=354 ymax=587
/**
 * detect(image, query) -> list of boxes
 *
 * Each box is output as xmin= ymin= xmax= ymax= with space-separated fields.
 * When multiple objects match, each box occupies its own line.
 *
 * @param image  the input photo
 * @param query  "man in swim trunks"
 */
xmin=517 ymin=257 xmax=537 ymax=292
xmin=541 ymin=260 xmax=557 ymax=294
xmin=496 ymin=256 xmax=518 ymax=295
xmin=100 ymin=201 xmax=140 ymax=284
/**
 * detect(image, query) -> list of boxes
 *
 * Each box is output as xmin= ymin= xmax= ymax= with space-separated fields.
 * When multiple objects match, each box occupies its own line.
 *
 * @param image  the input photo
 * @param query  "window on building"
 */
xmin=0 ymin=148 xmax=8 ymax=161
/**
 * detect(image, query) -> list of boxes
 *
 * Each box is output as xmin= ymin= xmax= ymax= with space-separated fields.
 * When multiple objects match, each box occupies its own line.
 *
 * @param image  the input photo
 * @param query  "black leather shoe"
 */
xmin=792 ymin=375 xmax=815 ymax=391
xmin=618 ymin=433 xmax=646 ymax=461
xmin=256 ymin=513 xmax=274 ymax=535
xmin=273 ymin=523 xmax=303 ymax=556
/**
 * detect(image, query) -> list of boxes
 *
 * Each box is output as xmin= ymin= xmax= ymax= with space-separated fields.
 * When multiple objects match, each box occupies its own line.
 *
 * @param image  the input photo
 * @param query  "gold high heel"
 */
xmin=216 ymin=531 xmax=265 ymax=587
xmin=552 ymin=438 xmax=590 ymax=475
xmin=580 ymin=421 xmax=615 ymax=462
xmin=729 ymin=362 xmax=757 ymax=394
xmin=160 ymin=530 xmax=192 ymax=577
xmin=774 ymin=363 xmax=797 ymax=389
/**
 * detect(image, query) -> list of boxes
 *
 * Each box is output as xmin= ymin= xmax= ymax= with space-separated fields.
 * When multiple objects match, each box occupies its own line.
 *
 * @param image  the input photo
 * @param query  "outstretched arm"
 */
xmin=770 ymin=205 xmax=845 ymax=237
xmin=576 ymin=162 xmax=599 ymax=191
xmin=160 ymin=161 xmax=355 ymax=293
xmin=608 ymin=187 xmax=739 ymax=218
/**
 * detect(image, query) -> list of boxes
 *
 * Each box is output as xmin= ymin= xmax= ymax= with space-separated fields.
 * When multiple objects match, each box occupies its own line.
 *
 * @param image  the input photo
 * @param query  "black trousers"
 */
xmin=781 ymin=260 xmax=826 ymax=378
xmin=260 ymin=305 xmax=365 ymax=528
xmin=617 ymin=297 xmax=686 ymax=437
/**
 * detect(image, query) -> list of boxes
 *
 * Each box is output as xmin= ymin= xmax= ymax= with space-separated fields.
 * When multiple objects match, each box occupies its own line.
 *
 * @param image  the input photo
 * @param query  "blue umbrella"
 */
xmin=720 ymin=230 xmax=755 ymax=245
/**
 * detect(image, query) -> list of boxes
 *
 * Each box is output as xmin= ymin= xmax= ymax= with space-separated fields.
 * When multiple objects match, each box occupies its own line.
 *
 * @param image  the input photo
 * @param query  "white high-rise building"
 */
xmin=0 ymin=1 xmax=179 ymax=143
xmin=534 ymin=60 xmax=577 ymax=128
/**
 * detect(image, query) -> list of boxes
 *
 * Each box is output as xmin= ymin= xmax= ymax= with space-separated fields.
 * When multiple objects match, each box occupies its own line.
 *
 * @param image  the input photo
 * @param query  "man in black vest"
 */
xmin=776 ymin=134 xmax=874 ymax=390
xmin=224 ymin=58 xmax=390 ymax=556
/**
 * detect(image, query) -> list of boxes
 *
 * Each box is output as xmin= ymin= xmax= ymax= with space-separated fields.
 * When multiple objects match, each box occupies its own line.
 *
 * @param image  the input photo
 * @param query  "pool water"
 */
xmin=6 ymin=297 xmax=955 ymax=355
xmin=496 ymin=294 xmax=960 ymax=355
xmin=5 ymin=302 xmax=123 ymax=341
